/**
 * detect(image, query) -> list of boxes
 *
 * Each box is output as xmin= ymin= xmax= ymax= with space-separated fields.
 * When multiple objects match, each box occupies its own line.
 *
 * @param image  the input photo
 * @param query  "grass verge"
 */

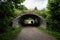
xmin=0 ymin=27 xmax=22 ymax=40
xmin=38 ymin=27 xmax=60 ymax=40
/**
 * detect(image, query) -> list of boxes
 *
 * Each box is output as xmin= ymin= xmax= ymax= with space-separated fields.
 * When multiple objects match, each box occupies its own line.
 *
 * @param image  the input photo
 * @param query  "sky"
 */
xmin=21 ymin=0 xmax=48 ymax=10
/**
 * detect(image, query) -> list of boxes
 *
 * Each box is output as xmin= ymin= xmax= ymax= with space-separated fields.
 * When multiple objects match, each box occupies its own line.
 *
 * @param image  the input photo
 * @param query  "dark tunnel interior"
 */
xmin=19 ymin=14 xmax=41 ymax=27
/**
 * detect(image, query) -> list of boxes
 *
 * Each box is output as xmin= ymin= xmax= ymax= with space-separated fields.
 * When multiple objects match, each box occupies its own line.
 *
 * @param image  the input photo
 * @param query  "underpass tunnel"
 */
xmin=18 ymin=14 xmax=41 ymax=27
xmin=12 ymin=14 xmax=46 ymax=28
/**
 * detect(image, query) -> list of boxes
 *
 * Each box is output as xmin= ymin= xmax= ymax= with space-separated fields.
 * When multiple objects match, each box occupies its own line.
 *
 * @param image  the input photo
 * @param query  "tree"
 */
xmin=0 ymin=0 xmax=25 ymax=33
xmin=16 ymin=5 xmax=27 ymax=10
xmin=48 ymin=0 xmax=60 ymax=32
xmin=34 ymin=7 xmax=38 ymax=10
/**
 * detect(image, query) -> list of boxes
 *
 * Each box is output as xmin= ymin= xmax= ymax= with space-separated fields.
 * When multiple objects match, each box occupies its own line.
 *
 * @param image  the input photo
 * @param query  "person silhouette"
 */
xmin=31 ymin=21 xmax=33 ymax=24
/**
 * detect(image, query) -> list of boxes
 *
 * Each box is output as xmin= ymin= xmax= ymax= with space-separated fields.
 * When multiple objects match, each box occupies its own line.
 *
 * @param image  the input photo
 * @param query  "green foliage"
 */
xmin=47 ymin=20 xmax=60 ymax=32
xmin=0 ymin=2 xmax=15 ymax=33
xmin=0 ymin=0 xmax=25 ymax=33
xmin=47 ymin=0 xmax=60 ymax=32
xmin=16 ymin=5 xmax=27 ymax=10
xmin=12 ymin=0 xmax=25 ymax=9
xmin=48 ymin=1 xmax=60 ymax=21
xmin=12 ymin=0 xmax=25 ymax=4
xmin=0 ymin=27 xmax=22 ymax=40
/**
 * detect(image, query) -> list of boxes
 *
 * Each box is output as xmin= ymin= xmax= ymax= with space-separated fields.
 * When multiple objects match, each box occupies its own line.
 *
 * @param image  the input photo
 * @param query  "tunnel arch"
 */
xmin=12 ymin=13 xmax=46 ymax=28
xmin=19 ymin=14 xmax=41 ymax=26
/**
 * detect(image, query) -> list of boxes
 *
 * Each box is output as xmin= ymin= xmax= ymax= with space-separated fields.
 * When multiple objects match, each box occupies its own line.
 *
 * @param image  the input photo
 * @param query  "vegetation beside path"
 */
xmin=0 ymin=26 xmax=60 ymax=40
xmin=0 ymin=27 xmax=22 ymax=40
xmin=38 ymin=27 xmax=60 ymax=40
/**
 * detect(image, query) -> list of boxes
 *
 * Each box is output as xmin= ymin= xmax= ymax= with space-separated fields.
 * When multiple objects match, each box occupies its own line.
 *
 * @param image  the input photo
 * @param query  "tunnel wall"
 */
xmin=12 ymin=14 xmax=46 ymax=29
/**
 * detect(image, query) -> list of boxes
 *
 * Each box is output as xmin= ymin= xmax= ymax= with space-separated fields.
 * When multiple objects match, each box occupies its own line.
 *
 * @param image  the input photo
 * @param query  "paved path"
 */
xmin=14 ymin=27 xmax=56 ymax=40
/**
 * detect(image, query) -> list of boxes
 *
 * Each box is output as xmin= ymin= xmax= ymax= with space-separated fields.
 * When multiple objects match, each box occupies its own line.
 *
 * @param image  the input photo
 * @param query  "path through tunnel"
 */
xmin=13 ymin=14 xmax=55 ymax=40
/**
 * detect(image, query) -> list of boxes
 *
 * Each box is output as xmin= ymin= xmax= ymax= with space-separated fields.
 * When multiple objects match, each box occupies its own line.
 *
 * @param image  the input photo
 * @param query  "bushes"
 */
xmin=47 ymin=0 xmax=60 ymax=33
xmin=0 ymin=2 xmax=16 ymax=33
xmin=0 ymin=27 xmax=22 ymax=40
xmin=47 ymin=20 xmax=60 ymax=32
